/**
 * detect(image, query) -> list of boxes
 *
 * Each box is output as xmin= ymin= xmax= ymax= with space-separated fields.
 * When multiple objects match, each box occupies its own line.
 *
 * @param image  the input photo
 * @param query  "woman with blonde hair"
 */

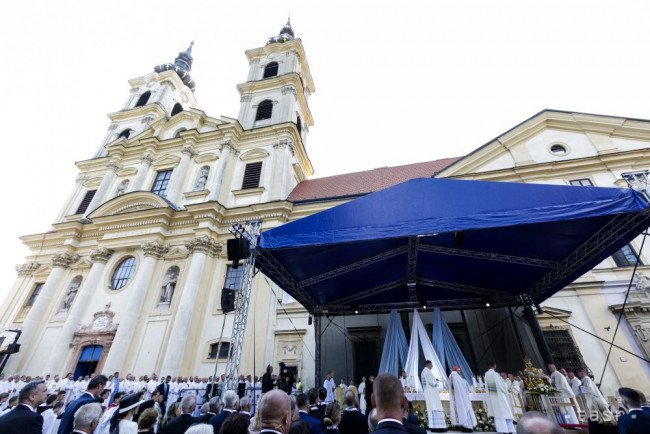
xmin=160 ymin=401 xmax=181 ymax=432
xmin=323 ymin=402 xmax=341 ymax=434
xmin=137 ymin=408 xmax=158 ymax=434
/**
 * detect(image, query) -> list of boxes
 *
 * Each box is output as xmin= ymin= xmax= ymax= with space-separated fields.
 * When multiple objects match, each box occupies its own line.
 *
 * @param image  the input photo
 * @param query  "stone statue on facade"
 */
xmin=159 ymin=267 xmax=179 ymax=304
xmin=115 ymin=179 xmax=130 ymax=196
xmin=193 ymin=166 xmax=209 ymax=191
xmin=635 ymin=272 xmax=650 ymax=292
xmin=58 ymin=276 xmax=83 ymax=313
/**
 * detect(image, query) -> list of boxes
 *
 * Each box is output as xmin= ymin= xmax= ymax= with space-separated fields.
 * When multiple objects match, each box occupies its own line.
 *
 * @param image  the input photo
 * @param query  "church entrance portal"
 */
xmin=73 ymin=345 xmax=103 ymax=379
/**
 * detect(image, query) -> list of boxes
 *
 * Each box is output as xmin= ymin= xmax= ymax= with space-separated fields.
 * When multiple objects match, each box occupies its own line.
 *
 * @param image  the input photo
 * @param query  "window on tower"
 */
xmin=297 ymin=115 xmax=302 ymax=135
xmin=255 ymin=100 xmax=273 ymax=121
xmin=150 ymin=170 xmax=173 ymax=197
xmin=241 ymin=162 xmax=263 ymax=190
xmin=171 ymin=103 xmax=183 ymax=117
xmin=118 ymin=129 xmax=132 ymax=139
xmin=75 ymin=190 xmax=97 ymax=214
xmin=263 ymin=62 xmax=279 ymax=78
xmin=135 ymin=91 xmax=151 ymax=107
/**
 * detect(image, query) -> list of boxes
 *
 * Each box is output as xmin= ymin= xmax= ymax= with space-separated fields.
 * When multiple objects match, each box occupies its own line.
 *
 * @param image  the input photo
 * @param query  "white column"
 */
xmin=43 ymin=248 xmax=113 ymax=375
xmin=280 ymin=86 xmax=296 ymax=122
xmin=165 ymin=145 xmax=195 ymax=203
xmin=84 ymin=162 xmax=120 ymax=216
xmin=15 ymin=253 xmax=79 ymax=371
xmin=128 ymin=154 xmax=154 ymax=192
xmin=0 ymin=263 xmax=40 ymax=326
xmin=102 ymin=241 xmax=168 ymax=373
xmin=207 ymin=143 xmax=233 ymax=202
xmin=160 ymin=236 xmax=220 ymax=375
xmin=269 ymin=142 xmax=289 ymax=200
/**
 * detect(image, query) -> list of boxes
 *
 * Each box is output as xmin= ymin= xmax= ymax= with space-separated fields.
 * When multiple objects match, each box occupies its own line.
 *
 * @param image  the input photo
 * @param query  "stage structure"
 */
xmin=378 ymin=309 xmax=408 ymax=376
xmin=246 ymin=178 xmax=650 ymax=385
xmin=433 ymin=307 xmax=474 ymax=385
xmin=405 ymin=309 xmax=447 ymax=392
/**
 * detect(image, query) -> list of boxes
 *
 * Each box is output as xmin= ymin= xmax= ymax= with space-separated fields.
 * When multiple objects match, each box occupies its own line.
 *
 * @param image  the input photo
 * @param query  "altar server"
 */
xmin=548 ymin=364 xmax=579 ymax=424
xmin=485 ymin=362 xmax=515 ymax=433
xmin=448 ymin=366 xmax=476 ymax=432
xmin=421 ymin=361 xmax=446 ymax=432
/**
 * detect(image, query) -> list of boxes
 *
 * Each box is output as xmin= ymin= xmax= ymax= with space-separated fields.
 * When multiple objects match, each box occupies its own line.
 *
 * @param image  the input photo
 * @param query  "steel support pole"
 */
xmin=508 ymin=307 xmax=526 ymax=361
xmin=314 ymin=314 xmax=322 ymax=388
xmin=523 ymin=304 xmax=554 ymax=366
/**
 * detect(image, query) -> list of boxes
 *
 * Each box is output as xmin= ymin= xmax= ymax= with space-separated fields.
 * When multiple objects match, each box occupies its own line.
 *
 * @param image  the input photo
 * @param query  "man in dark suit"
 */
xmin=262 ymin=365 xmax=275 ymax=393
xmin=162 ymin=394 xmax=208 ymax=434
xmin=156 ymin=376 xmax=171 ymax=410
xmin=210 ymin=390 xmax=240 ymax=434
xmin=339 ymin=391 xmax=368 ymax=434
xmin=370 ymin=374 xmax=407 ymax=434
xmin=239 ymin=396 xmax=253 ymax=421
xmin=0 ymin=380 xmax=47 ymax=434
xmin=317 ymin=387 xmax=328 ymax=416
xmin=58 ymin=374 xmax=107 ymax=434
xmin=258 ymin=390 xmax=292 ymax=434
xmin=297 ymin=392 xmax=324 ymax=434
xmin=308 ymin=388 xmax=324 ymax=421
xmin=618 ymin=387 xmax=650 ymax=434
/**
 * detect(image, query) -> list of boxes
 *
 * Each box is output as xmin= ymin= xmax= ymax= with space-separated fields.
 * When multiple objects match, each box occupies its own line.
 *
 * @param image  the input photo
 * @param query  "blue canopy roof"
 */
xmin=256 ymin=178 xmax=650 ymax=314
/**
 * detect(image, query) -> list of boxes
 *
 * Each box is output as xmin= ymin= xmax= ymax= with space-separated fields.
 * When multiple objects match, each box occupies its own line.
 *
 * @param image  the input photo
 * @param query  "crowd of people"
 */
xmin=0 ymin=363 xmax=648 ymax=434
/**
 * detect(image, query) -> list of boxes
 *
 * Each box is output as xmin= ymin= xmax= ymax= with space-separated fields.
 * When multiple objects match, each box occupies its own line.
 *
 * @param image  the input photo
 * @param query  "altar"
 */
xmin=405 ymin=391 xmax=488 ymax=413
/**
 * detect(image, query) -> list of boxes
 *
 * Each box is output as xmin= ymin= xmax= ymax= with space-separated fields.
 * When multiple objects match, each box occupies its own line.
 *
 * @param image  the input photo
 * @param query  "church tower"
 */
xmin=237 ymin=19 xmax=315 ymax=147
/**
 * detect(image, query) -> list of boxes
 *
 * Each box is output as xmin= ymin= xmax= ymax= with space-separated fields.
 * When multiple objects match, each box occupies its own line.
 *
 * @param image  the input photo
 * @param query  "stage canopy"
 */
xmin=255 ymin=178 xmax=650 ymax=315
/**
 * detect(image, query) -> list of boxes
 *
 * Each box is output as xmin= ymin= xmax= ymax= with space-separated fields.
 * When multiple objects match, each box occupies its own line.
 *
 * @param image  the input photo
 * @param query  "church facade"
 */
xmin=1 ymin=22 xmax=649 ymax=398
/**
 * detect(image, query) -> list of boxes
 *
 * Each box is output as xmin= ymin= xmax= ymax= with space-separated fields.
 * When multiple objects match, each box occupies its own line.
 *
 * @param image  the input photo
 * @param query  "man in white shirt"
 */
xmin=146 ymin=374 xmax=158 ymax=400
xmin=420 ymin=361 xmax=446 ymax=431
xmin=399 ymin=371 xmax=410 ymax=391
xmin=485 ymin=362 xmax=515 ymax=433
xmin=567 ymin=370 xmax=582 ymax=396
xmin=323 ymin=370 xmax=336 ymax=404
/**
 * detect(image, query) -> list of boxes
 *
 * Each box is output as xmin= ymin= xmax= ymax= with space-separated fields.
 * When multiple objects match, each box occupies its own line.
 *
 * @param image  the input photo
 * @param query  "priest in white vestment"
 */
xmin=485 ymin=363 xmax=515 ymax=433
xmin=577 ymin=368 xmax=613 ymax=423
xmin=449 ymin=366 xmax=477 ymax=431
xmin=548 ymin=364 xmax=579 ymax=424
xmin=421 ymin=361 xmax=447 ymax=431
xmin=567 ymin=370 xmax=582 ymax=396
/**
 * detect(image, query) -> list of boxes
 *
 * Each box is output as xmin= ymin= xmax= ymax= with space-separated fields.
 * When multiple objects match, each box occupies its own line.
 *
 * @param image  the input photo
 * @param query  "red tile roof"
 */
xmin=288 ymin=157 xmax=461 ymax=202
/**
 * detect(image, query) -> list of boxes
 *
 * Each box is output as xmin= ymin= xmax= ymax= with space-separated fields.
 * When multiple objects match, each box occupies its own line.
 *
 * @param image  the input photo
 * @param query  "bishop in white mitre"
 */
xmin=548 ymin=364 xmax=579 ymax=424
xmin=449 ymin=366 xmax=477 ymax=431
xmin=421 ymin=361 xmax=447 ymax=431
xmin=485 ymin=362 xmax=515 ymax=433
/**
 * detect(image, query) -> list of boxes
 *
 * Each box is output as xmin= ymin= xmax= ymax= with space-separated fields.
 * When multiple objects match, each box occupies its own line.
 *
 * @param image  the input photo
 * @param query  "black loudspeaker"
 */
xmin=227 ymin=238 xmax=251 ymax=268
xmin=221 ymin=289 xmax=236 ymax=313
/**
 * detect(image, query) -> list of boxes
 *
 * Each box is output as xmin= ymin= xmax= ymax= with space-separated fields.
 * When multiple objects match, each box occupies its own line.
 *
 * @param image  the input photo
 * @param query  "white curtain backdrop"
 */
xmin=404 ymin=309 xmax=448 ymax=392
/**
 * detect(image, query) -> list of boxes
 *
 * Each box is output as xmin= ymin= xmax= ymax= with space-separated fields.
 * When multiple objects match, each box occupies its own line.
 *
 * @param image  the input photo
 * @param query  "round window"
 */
xmin=111 ymin=256 xmax=136 ymax=290
xmin=550 ymin=144 xmax=568 ymax=156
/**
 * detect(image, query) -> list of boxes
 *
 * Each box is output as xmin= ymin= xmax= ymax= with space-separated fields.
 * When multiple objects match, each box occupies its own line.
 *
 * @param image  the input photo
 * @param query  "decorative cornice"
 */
xmin=185 ymin=235 xmax=221 ymax=257
xmin=106 ymin=162 xmax=121 ymax=173
xmin=90 ymin=247 xmax=114 ymax=264
xmin=181 ymin=145 xmax=197 ymax=158
xmin=281 ymin=85 xmax=297 ymax=97
xmin=16 ymin=262 xmax=40 ymax=277
xmin=142 ymin=241 xmax=169 ymax=258
xmin=240 ymin=95 xmax=253 ymax=103
xmin=51 ymin=253 xmax=80 ymax=269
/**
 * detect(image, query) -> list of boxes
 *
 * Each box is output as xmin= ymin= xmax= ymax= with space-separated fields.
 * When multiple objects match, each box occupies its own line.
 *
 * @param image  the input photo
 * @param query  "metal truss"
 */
xmin=416 ymin=277 xmax=512 ymax=299
xmin=224 ymin=221 xmax=261 ymax=390
xmin=328 ymin=279 xmax=407 ymax=306
xmin=325 ymin=297 xmax=520 ymax=315
xmin=529 ymin=212 xmax=650 ymax=299
xmin=299 ymin=246 xmax=407 ymax=287
xmin=407 ymin=237 xmax=419 ymax=301
xmin=418 ymin=244 xmax=557 ymax=268
xmin=255 ymin=250 xmax=317 ymax=314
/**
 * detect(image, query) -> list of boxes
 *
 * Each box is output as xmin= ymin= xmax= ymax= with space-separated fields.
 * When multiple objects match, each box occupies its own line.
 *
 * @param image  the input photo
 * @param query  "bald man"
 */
xmin=515 ymin=411 xmax=563 ymax=434
xmin=259 ymin=389 xmax=292 ymax=434
xmin=371 ymin=374 xmax=408 ymax=434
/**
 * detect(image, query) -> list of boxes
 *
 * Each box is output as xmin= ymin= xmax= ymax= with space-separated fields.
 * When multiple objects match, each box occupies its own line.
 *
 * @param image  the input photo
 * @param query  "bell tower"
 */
xmin=94 ymin=42 xmax=201 ymax=157
xmin=237 ymin=19 xmax=315 ymax=147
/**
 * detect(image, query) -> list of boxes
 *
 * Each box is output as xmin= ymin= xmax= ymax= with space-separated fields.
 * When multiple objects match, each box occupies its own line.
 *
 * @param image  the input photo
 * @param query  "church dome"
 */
xmin=267 ymin=19 xmax=295 ymax=45
xmin=155 ymin=42 xmax=196 ymax=91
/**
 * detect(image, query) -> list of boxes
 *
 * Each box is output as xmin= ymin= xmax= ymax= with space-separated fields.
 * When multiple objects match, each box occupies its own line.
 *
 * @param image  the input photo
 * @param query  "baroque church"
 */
xmin=1 ymin=20 xmax=650 ymax=398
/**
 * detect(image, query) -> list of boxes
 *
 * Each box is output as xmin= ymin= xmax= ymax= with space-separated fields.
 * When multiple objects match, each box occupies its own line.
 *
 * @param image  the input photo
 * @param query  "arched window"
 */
xmin=174 ymin=128 xmax=187 ymax=138
xmin=297 ymin=115 xmax=302 ymax=135
xmin=118 ymin=129 xmax=131 ymax=139
xmin=110 ymin=256 xmax=136 ymax=290
xmin=255 ymin=100 xmax=273 ymax=121
xmin=263 ymin=62 xmax=279 ymax=78
xmin=171 ymin=103 xmax=183 ymax=117
xmin=135 ymin=91 xmax=151 ymax=107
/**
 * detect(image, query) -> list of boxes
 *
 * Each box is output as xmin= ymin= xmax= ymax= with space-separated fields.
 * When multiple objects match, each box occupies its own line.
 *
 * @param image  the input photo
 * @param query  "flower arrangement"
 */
xmin=527 ymin=383 xmax=558 ymax=395
xmin=474 ymin=407 xmax=495 ymax=432
xmin=412 ymin=408 xmax=428 ymax=429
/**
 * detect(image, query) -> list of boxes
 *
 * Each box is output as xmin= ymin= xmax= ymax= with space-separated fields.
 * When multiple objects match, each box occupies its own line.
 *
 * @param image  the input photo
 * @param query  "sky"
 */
xmin=0 ymin=0 xmax=650 ymax=304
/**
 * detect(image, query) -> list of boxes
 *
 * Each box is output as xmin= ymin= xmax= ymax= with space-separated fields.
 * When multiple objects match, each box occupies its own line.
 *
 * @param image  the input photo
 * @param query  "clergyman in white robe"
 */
xmin=549 ymin=366 xmax=579 ymax=424
xmin=485 ymin=366 xmax=515 ymax=433
xmin=421 ymin=362 xmax=446 ymax=431
xmin=449 ymin=368 xmax=477 ymax=430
